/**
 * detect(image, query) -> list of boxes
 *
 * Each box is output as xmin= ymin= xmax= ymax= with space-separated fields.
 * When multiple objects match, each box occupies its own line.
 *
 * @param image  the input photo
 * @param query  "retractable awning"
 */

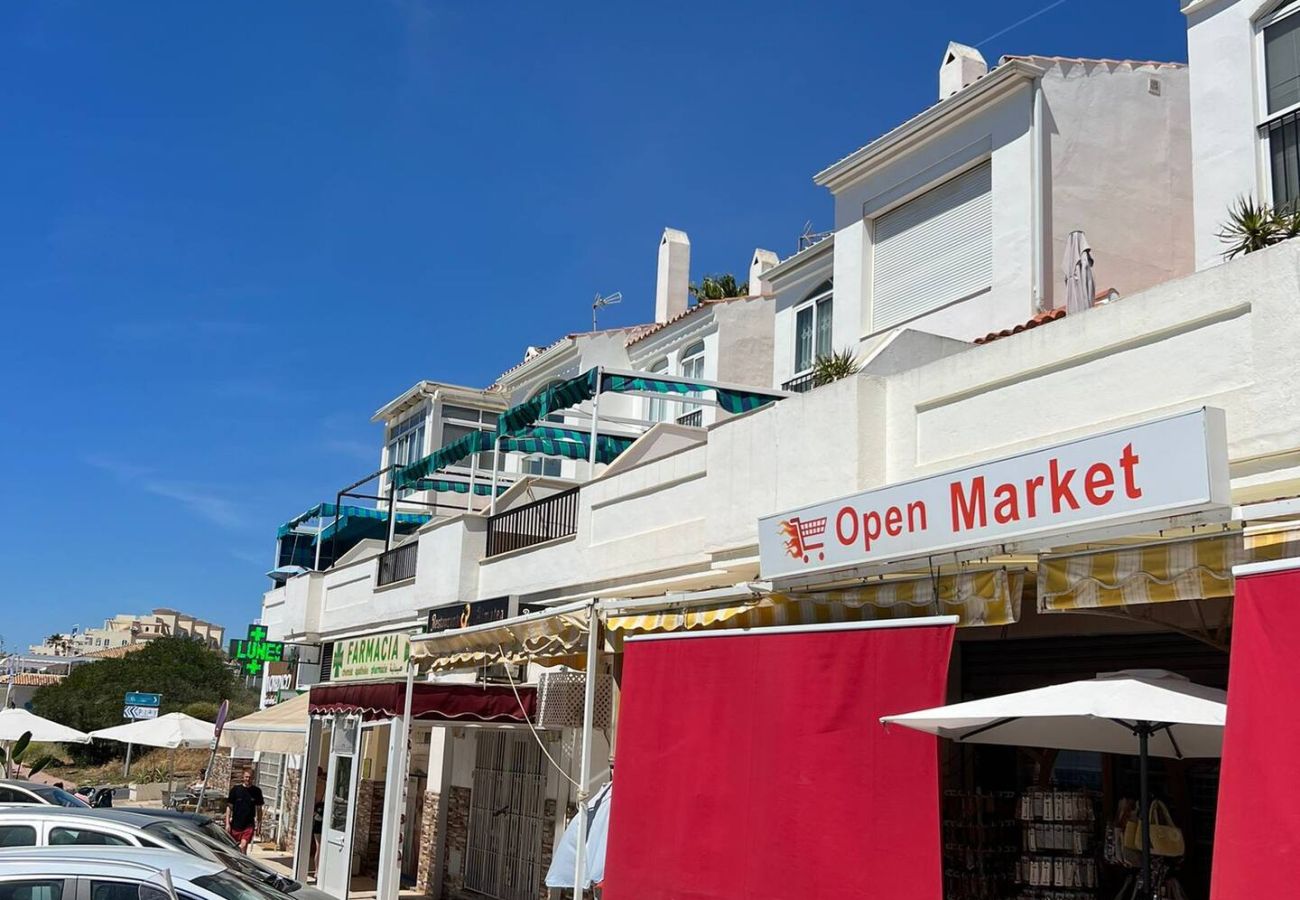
xmin=277 ymin=503 xmax=431 ymax=541
xmin=220 ymin=692 xmax=308 ymax=754
xmin=410 ymin=600 xmax=592 ymax=670
xmin=604 ymin=571 xmax=1024 ymax=633
xmin=308 ymin=681 xmax=535 ymax=723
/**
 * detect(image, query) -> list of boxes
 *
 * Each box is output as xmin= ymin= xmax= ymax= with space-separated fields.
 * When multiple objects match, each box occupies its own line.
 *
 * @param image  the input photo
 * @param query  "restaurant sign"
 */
xmin=330 ymin=632 xmax=411 ymax=683
xmin=426 ymin=597 xmax=548 ymax=633
xmin=759 ymin=408 xmax=1230 ymax=581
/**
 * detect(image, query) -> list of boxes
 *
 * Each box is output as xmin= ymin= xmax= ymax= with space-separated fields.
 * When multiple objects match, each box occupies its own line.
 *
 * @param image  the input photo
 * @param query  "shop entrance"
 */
xmin=319 ymin=716 xmax=361 ymax=898
xmin=463 ymin=730 xmax=549 ymax=900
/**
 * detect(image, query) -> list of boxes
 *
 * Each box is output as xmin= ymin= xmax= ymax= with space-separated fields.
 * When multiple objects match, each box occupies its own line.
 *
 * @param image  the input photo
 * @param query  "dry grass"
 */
xmin=29 ymin=745 xmax=211 ymax=787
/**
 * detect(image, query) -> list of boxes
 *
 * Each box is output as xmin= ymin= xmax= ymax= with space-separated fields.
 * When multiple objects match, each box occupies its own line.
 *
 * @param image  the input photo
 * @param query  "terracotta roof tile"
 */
xmin=0 ymin=673 xmax=64 ymax=686
xmin=625 ymin=297 xmax=760 ymax=347
xmin=973 ymin=289 xmax=1118 ymax=345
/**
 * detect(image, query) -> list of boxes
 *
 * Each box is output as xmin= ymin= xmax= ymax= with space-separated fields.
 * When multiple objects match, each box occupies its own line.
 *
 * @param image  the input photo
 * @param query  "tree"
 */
xmin=31 ymin=638 xmax=255 ymax=761
xmin=811 ymin=349 xmax=863 ymax=387
xmin=688 ymin=274 xmax=748 ymax=302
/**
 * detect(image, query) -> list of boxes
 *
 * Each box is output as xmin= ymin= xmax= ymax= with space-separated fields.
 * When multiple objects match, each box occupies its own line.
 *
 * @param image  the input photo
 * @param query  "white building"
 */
xmin=27 ymin=608 xmax=225 ymax=657
xmin=1184 ymin=0 xmax=1300 ymax=269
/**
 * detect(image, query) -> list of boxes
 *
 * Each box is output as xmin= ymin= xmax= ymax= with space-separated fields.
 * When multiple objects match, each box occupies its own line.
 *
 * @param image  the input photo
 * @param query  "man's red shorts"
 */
xmin=229 ymin=825 xmax=255 ymax=845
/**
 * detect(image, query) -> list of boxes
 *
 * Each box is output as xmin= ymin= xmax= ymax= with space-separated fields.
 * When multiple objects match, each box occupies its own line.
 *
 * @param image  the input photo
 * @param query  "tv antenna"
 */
xmin=592 ymin=291 xmax=622 ymax=331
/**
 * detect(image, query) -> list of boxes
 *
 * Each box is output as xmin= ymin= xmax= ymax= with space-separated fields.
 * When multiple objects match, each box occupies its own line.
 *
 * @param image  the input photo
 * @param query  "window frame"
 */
xmin=0 ymin=878 xmax=68 ymax=900
xmin=0 ymin=824 xmax=36 ymax=847
xmin=1256 ymin=1 xmax=1300 ymax=208
xmin=438 ymin=404 xmax=496 ymax=474
xmin=677 ymin=341 xmax=707 ymax=422
xmin=792 ymin=281 xmax=834 ymax=377
xmin=645 ymin=358 xmax=670 ymax=423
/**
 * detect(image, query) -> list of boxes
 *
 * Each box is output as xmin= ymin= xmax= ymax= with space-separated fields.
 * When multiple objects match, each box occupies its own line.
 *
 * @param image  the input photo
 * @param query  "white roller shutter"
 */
xmin=871 ymin=161 xmax=992 ymax=331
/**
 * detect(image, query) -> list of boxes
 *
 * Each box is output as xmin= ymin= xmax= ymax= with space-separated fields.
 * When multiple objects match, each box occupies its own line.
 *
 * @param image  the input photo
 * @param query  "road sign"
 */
xmin=123 ymin=705 xmax=160 ymax=720
xmin=210 ymin=699 xmax=230 ymax=750
xmin=124 ymin=692 xmax=161 ymax=707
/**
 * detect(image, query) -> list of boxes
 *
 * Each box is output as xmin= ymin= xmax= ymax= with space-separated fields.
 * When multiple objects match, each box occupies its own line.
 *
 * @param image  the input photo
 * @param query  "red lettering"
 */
xmin=1024 ymin=475 xmax=1044 ymax=518
xmin=950 ymin=476 xmax=987 ymax=532
xmin=993 ymin=483 xmax=1020 ymax=524
xmin=908 ymin=500 xmax=927 ymax=532
xmin=1085 ymin=462 xmax=1115 ymax=505
xmin=884 ymin=505 xmax=903 ymax=537
xmin=863 ymin=511 xmax=882 ymax=550
xmin=836 ymin=506 xmax=858 ymax=546
xmin=1119 ymin=443 xmax=1143 ymax=499
xmin=1049 ymin=459 xmax=1079 ymax=512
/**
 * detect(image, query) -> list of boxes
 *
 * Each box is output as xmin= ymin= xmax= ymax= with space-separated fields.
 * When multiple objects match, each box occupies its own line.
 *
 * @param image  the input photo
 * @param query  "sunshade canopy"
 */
xmin=277 ymin=503 xmax=431 ymax=541
xmin=882 ymin=669 xmax=1226 ymax=758
xmin=90 ymin=712 xmax=215 ymax=749
xmin=219 ymin=693 xmax=308 ymax=754
xmin=308 ymin=681 xmax=535 ymax=723
xmin=0 ymin=708 xmax=90 ymax=744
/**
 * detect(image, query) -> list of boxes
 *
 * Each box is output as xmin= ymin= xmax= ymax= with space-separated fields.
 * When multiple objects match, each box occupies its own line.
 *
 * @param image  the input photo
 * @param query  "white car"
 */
xmin=0 ymin=847 xmax=291 ymax=900
xmin=0 ymin=781 xmax=88 ymax=808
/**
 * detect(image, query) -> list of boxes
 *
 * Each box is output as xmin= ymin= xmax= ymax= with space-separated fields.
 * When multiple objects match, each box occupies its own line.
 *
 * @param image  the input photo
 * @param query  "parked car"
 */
xmin=0 ymin=780 xmax=88 ymax=808
xmin=0 ymin=808 xmax=298 ymax=893
xmin=114 ymin=808 xmax=241 ymax=851
xmin=0 ymin=846 xmax=295 ymax=900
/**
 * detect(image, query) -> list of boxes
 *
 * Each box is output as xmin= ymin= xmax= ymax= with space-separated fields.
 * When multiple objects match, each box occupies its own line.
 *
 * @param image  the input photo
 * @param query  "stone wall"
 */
xmin=279 ymin=763 xmax=301 ymax=851
xmin=415 ymin=791 xmax=440 ymax=894
xmin=355 ymin=780 xmax=385 ymax=876
xmin=443 ymin=785 xmax=471 ymax=897
xmin=537 ymin=798 xmax=558 ymax=900
xmin=209 ymin=750 xmax=233 ymax=794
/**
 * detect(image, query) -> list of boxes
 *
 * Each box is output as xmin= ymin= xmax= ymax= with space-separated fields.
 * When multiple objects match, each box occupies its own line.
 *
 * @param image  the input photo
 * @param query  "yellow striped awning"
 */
xmin=1038 ymin=527 xmax=1300 ymax=612
xmin=410 ymin=608 xmax=590 ymax=671
xmin=605 ymin=570 xmax=1024 ymax=634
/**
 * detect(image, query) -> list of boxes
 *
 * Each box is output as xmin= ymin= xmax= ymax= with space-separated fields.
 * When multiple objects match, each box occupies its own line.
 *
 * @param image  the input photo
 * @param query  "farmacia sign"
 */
xmin=331 ymin=632 xmax=411 ymax=682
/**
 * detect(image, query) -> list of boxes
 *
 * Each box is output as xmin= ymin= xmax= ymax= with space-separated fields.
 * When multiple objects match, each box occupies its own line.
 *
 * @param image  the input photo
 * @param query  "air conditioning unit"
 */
xmin=536 ymin=669 xmax=613 ymax=730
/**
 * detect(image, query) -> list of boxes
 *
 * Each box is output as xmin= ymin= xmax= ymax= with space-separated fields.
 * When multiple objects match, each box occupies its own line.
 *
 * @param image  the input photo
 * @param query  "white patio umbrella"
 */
xmin=881 ymin=669 xmax=1226 ymax=900
xmin=90 ymin=713 xmax=215 ymax=796
xmin=0 ymin=708 xmax=90 ymax=777
xmin=1063 ymin=229 xmax=1096 ymax=314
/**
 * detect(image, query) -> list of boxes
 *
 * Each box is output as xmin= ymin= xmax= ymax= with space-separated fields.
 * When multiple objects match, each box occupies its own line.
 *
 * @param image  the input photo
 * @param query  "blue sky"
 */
xmin=0 ymin=0 xmax=1189 ymax=652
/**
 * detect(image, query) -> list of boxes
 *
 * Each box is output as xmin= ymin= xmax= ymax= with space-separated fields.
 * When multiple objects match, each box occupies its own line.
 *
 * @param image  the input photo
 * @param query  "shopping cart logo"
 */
xmin=778 ymin=516 xmax=827 ymax=564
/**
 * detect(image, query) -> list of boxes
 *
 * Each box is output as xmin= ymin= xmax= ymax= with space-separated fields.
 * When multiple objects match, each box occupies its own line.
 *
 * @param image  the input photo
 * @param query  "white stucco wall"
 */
xmin=1041 ymin=60 xmax=1194 ymax=302
xmin=1185 ymin=0 xmax=1269 ymax=270
xmin=769 ymin=240 xmax=835 ymax=388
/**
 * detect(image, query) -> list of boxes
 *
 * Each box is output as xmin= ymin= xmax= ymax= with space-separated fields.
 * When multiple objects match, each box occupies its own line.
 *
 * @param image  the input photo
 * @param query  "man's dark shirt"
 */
xmin=227 ymin=784 xmax=264 ymax=830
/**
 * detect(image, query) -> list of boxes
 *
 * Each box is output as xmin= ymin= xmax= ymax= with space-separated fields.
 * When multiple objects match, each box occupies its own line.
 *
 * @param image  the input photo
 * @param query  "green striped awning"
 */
xmin=413 ymin=479 xmax=505 ymax=497
xmin=395 ymin=429 xmax=497 ymax=489
xmin=497 ymin=369 xmax=599 ymax=434
xmin=601 ymin=373 xmax=779 ymax=415
xmin=498 ymin=434 xmax=631 ymax=464
xmin=278 ymin=503 xmax=431 ymax=541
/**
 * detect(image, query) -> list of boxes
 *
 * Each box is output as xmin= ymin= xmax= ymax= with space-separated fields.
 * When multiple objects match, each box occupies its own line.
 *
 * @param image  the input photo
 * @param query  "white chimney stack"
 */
xmin=939 ymin=42 xmax=987 ymax=101
xmin=748 ymin=249 xmax=779 ymax=297
xmin=655 ymin=227 xmax=691 ymax=324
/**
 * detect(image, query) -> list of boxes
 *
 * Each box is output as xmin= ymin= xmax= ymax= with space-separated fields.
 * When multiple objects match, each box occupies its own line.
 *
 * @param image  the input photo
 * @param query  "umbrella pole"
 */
xmin=169 ymin=747 xmax=175 ymax=797
xmin=1139 ymin=723 xmax=1152 ymax=900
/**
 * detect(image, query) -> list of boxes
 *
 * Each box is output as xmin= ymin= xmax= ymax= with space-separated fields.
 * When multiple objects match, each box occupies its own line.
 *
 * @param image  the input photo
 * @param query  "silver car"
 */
xmin=0 ymin=846 xmax=292 ymax=900
xmin=0 ymin=809 xmax=295 ymax=894
xmin=0 ymin=781 xmax=89 ymax=809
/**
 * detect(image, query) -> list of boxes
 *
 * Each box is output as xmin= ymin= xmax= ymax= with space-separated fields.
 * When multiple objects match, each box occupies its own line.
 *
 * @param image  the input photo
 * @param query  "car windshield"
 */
xmin=144 ymin=822 xmax=274 ymax=882
xmin=190 ymin=873 xmax=293 ymax=900
xmin=30 ymin=786 xmax=89 ymax=808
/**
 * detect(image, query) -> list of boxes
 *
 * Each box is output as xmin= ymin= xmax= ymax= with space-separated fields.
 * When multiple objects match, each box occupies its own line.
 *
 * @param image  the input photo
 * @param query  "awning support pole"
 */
xmin=312 ymin=502 xmax=324 ymax=571
xmin=1138 ymin=722 xmax=1153 ymax=900
xmin=587 ymin=369 xmax=602 ymax=469
xmin=573 ymin=600 xmax=600 ymax=896
xmin=489 ymin=436 xmax=502 ymax=516
xmin=384 ymin=471 xmax=398 ymax=553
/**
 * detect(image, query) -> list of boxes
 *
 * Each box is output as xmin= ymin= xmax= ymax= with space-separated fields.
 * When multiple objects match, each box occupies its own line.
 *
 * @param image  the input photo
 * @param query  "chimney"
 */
xmin=939 ymin=42 xmax=987 ymax=101
xmin=655 ymin=227 xmax=690 ymax=324
xmin=748 ymin=249 xmax=779 ymax=297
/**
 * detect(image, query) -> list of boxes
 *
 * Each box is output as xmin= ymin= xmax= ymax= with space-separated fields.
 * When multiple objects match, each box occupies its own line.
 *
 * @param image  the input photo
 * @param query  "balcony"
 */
xmin=676 ymin=409 xmax=703 ymax=427
xmin=782 ymin=372 xmax=816 ymax=394
xmin=377 ymin=541 xmax=418 ymax=586
xmin=486 ymin=487 xmax=579 ymax=557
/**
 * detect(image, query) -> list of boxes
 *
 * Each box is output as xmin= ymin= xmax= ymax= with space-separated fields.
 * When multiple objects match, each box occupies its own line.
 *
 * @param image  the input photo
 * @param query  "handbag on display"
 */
xmin=1123 ymin=799 xmax=1186 ymax=858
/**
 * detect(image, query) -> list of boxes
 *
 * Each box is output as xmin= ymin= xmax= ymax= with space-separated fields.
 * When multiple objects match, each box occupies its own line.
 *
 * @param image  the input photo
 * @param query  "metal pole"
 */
xmin=573 ymin=601 xmax=600 ymax=897
xmin=313 ymin=503 xmax=324 ymax=571
xmin=124 ymin=742 xmax=134 ymax=778
xmin=1139 ymin=724 xmax=1152 ymax=900
xmin=587 ymin=368 xmax=602 ymax=470
xmin=489 ymin=436 xmax=502 ymax=515
xmin=385 ymin=473 xmax=399 ymax=553
xmin=329 ymin=492 xmax=342 ymax=571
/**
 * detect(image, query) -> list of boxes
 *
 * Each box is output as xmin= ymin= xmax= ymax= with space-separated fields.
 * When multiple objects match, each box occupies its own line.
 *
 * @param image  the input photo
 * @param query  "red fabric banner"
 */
xmin=308 ymin=681 xmax=533 ymax=722
xmin=1211 ymin=564 xmax=1300 ymax=899
xmin=603 ymin=621 xmax=954 ymax=900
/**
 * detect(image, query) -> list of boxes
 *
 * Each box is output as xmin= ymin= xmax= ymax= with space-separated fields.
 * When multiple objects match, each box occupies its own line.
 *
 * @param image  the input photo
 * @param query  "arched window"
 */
xmin=524 ymin=381 xmax=564 ymax=478
xmin=1259 ymin=1 xmax=1300 ymax=209
xmin=679 ymin=340 xmax=706 ymax=423
xmin=794 ymin=280 xmax=833 ymax=374
xmin=646 ymin=358 xmax=669 ymax=423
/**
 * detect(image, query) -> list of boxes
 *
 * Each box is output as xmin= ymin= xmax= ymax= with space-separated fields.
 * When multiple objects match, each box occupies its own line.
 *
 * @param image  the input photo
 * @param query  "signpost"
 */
xmin=195 ymin=699 xmax=230 ymax=812
xmin=122 ymin=692 xmax=162 ymax=776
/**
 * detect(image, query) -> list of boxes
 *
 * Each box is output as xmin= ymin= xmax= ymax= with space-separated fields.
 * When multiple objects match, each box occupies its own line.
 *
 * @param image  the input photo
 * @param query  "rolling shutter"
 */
xmin=871 ymin=161 xmax=992 ymax=331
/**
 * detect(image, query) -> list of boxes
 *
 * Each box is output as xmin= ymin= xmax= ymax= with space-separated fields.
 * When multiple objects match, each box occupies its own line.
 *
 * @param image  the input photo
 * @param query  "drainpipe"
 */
xmin=1032 ymin=77 xmax=1047 ymax=311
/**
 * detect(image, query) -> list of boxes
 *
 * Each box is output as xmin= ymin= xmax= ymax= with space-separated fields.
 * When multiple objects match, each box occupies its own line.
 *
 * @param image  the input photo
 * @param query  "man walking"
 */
xmin=225 ymin=767 xmax=264 ymax=853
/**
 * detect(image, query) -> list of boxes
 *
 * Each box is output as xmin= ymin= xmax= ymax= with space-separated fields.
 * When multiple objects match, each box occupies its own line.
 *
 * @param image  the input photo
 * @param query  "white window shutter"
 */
xmin=871 ymin=161 xmax=993 ymax=331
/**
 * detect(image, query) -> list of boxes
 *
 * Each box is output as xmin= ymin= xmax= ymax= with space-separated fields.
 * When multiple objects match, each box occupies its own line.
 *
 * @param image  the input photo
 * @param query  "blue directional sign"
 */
xmin=124 ymin=692 xmax=161 ymax=708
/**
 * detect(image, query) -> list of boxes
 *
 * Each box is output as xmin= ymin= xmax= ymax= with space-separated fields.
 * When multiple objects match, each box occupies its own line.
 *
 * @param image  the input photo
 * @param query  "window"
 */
xmin=0 ymin=825 xmax=35 ymax=847
xmin=1263 ymin=4 xmax=1300 ymax=209
xmin=30 ymin=786 xmax=88 ymax=808
xmin=0 ymin=788 xmax=37 ymax=804
xmin=793 ymin=281 xmax=834 ymax=374
xmin=440 ymin=405 xmax=495 ymax=472
xmin=871 ymin=161 xmax=993 ymax=331
xmin=678 ymin=341 xmax=706 ymax=423
xmin=329 ymin=756 xmax=353 ymax=832
xmin=0 ymin=881 xmax=64 ymax=900
xmin=385 ymin=411 xmax=426 ymax=470
xmin=645 ymin=358 xmax=670 ymax=423
xmin=89 ymin=884 xmax=168 ymax=900
xmin=523 ymin=381 xmax=563 ymax=478
xmin=49 ymin=826 xmax=131 ymax=846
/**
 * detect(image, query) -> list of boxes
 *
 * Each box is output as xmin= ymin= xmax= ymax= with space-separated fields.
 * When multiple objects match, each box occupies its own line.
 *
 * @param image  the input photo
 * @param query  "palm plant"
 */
xmin=688 ymin=274 xmax=748 ymax=302
xmin=811 ymin=349 xmax=862 ymax=387
xmin=0 ymin=731 xmax=54 ymax=778
xmin=1217 ymin=196 xmax=1284 ymax=259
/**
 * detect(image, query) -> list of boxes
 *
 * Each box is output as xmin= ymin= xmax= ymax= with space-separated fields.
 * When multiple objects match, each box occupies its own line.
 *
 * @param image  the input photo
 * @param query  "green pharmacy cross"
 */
xmin=229 ymin=623 xmax=284 ymax=676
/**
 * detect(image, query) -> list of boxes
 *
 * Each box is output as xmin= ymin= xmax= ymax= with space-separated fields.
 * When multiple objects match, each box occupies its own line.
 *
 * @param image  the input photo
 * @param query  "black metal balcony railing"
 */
xmin=486 ymin=487 xmax=579 ymax=558
xmin=782 ymin=372 xmax=817 ymax=394
xmin=677 ymin=409 xmax=703 ymax=427
xmin=377 ymin=541 xmax=418 ymax=586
